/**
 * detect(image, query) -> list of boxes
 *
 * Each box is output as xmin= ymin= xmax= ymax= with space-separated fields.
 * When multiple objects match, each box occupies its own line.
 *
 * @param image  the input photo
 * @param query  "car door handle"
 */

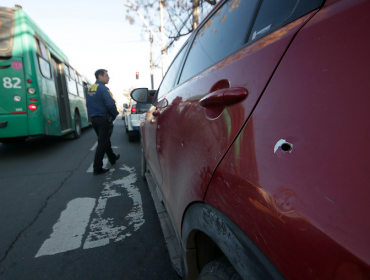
xmin=199 ymin=87 xmax=248 ymax=108
xmin=152 ymin=110 xmax=160 ymax=117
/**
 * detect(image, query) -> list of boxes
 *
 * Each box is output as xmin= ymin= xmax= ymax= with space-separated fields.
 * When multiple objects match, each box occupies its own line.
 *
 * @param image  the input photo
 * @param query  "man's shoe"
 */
xmin=93 ymin=168 xmax=110 ymax=175
xmin=110 ymin=154 xmax=120 ymax=165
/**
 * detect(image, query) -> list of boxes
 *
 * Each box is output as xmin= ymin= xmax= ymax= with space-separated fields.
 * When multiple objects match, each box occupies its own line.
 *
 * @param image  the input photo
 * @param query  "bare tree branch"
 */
xmin=204 ymin=0 xmax=216 ymax=5
xmin=125 ymin=0 xmax=218 ymax=43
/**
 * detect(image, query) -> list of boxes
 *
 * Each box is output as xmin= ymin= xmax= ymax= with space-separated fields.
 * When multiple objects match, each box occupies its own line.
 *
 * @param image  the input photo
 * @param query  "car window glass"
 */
xmin=179 ymin=0 xmax=259 ymax=84
xmin=250 ymin=0 xmax=323 ymax=41
xmin=157 ymin=43 xmax=188 ymax=98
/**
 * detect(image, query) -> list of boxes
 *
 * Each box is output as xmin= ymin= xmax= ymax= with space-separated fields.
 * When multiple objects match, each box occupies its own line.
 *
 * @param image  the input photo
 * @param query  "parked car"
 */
xmin=121 ymin=103 xmax=128 ymax=120
xmin=132 ymin=0 xmax=370 ymax=279
xmin=124 ymin=94 xmax=154 ymax=141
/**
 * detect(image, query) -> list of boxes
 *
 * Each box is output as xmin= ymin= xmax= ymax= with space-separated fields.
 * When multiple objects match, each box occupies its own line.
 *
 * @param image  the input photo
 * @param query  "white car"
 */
xmin=124 ymin=100 xmax=151 ymax=142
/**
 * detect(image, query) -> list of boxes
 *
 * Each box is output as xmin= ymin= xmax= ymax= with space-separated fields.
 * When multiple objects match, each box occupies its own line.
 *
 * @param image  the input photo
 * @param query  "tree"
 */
xmin=123 ymin=86 xmax=135 ymax=101
xmin=125 ymin=0 xmax=218 ymax=52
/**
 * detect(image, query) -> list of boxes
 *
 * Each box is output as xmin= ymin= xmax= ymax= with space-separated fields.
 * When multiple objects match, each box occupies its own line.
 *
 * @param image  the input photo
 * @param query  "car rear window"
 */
xmin=136 ymin=103 xmax=151 ymax=114
xmin=0 ymin=8 xmax=15 ymax=57
xmin=249 ymin=0 xmax=324 ymax=41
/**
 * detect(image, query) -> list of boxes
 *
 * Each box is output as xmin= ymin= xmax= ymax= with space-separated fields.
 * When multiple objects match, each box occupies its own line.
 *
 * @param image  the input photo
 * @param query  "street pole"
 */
xmin=159 ymin=0 xmax=167 ymax=77
xmin=150 ymin=31 xmax=154 ymax=89
xmin=125 ymin=2 xmax=166 ymax=78
xmin=192 ymin=0 xmax=200 ymax=30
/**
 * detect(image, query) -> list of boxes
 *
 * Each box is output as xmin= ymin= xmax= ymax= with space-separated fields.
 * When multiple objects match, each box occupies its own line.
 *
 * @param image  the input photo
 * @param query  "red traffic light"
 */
xmin=136 ymin=72 xmax=139 ymax=79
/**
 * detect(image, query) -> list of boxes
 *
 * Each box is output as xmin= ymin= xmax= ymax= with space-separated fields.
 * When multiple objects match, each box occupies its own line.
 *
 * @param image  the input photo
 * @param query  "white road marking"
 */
xmin=83 ymin=165 xmax=145 ymax=249
xmin=90 ymin=142 xmax=98 ymax=151
xmin=87 ymin=158 xmax=109 ymax=173
xmin=35 ymin=198 xmax=96 ymax=258
xmin=36 ymin=165 xmax=145 ymax=257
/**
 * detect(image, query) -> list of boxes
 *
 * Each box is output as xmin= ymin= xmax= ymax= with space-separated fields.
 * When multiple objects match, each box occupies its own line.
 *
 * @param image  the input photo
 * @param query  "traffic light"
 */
xmin=136 ymin=72 xmax=139 ymax=79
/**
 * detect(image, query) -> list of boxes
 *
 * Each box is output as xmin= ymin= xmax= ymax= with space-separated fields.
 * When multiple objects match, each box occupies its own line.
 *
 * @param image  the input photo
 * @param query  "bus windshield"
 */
xmin=0 ymin=8 xmax=14 ymax=57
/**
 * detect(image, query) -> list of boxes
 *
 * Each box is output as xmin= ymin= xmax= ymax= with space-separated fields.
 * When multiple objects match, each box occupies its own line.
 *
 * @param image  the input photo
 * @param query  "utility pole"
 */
xmin=192 ymin=0 xmax=200 ymax=29
xmin=159 ymin=0 xmax=167 ymax=76
xmin=150 ymin=31 xmax=154 ymax=89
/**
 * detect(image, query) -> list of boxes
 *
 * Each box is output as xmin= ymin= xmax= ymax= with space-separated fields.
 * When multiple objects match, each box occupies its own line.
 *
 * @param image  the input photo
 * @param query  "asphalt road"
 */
xmin=0 ymin=118 xmax=178 ymax=280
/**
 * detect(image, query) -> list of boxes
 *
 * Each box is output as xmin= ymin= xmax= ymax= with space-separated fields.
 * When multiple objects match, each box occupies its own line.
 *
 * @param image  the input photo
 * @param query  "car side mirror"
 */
xmin=131 ymin=88 xmax=151 ymax=103
xmin=155 ymin=98 xmax=168 ymax=109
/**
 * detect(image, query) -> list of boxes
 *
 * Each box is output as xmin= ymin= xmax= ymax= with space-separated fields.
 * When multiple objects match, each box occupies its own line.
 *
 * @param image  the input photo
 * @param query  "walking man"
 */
xmin=86 ymin=69 xmax=120 ymax=175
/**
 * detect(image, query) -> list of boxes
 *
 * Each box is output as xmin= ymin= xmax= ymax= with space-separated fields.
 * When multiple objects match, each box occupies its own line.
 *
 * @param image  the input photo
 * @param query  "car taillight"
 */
xmin=131 ymin=107 xmax=137 ymax=113
xmin=28 ymin=104 xmax=37 ymax=111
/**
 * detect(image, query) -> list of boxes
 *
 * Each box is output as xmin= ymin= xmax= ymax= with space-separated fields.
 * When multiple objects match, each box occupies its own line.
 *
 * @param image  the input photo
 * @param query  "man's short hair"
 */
xmin=95 ymin=69 xmax=107 ymax=80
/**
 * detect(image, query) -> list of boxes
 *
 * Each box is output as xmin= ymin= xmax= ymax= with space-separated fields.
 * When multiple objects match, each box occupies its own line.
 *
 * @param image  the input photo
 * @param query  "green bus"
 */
xmin=0 ymin=6 xmax=91 ymax=143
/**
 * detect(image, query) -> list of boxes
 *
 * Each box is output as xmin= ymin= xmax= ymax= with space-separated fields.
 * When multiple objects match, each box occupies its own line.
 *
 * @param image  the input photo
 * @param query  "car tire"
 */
xmin=124 ymin=120 xmax=128 ymax=133
xmin=141 ymin=149 xmax=147 ymax=181
xmin=73 ymin=112 xmax=81 ymax=139
xmin=128 ymin=131 xmax=136 ymax=142
xmin=198 ymin=257 xmax=242 ymax=280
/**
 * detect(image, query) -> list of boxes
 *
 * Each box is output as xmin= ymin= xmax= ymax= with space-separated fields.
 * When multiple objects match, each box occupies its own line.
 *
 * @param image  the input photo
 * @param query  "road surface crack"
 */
xmin=0 ymin=171 xmax=74 ymax=273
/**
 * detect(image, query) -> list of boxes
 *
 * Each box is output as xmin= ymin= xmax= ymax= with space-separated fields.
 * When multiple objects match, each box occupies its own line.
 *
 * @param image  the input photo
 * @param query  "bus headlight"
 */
xmin=13 ymin=95 xmax=21 ymax=102
xmin=27 ymin=87 xmax=36 ymax=94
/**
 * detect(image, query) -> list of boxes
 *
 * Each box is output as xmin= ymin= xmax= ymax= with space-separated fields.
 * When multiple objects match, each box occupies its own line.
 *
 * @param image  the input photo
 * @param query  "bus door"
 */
xmin=83 ymin=81 xmax=91 ymax=123
xmin=51 ymin=56 xmax=71 ymax=131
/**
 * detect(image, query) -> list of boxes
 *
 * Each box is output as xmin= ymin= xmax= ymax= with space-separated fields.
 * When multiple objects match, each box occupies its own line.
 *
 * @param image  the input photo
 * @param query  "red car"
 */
xmin=131 ymin=0 xmax=370 ymax=279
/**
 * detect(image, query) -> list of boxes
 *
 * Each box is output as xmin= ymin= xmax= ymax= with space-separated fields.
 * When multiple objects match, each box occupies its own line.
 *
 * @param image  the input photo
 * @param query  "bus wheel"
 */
xmin=0 ymin=137 xmax=27 ymax=144
xmin=73 ymin=113 xmax=81 ymax=139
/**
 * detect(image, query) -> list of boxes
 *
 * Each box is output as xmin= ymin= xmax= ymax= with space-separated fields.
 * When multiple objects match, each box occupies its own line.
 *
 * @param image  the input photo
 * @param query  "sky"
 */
xmin=2 ymin=0 xmax=188 ymax=109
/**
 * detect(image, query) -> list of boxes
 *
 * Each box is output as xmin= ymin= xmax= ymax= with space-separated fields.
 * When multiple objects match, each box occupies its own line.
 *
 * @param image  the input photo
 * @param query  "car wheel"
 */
xmin=128 ymin=131 xmax=136 ymax=142
xmin=124 ymin=120 xmax=128 ymax=133
xmin=198 ymin=257 xmax=242 ymax=280
xmin=73 ymin=113 xmax=81 ymax=139
xmin=141 ymin=149 xmax=147 ymax=181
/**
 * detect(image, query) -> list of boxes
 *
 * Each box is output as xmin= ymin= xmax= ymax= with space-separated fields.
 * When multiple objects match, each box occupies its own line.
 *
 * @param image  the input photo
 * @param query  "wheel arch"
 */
xmin=181 ymin=202 xmax=284 ymax=280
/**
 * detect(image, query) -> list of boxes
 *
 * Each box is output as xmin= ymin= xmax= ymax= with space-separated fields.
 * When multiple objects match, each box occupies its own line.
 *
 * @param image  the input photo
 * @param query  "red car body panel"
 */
xmin=150 ymin=13 xmax=317 ymax=233
xmin=142 ymin=106 xmax=163 ymax=187
xmin=205 ymin=0 xmax=370 ymax=279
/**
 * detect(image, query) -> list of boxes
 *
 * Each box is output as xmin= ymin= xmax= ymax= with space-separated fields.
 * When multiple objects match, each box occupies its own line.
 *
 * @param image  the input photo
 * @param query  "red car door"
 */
xmin=205 ymin=0 xmax=370 ymax=279
xmin=155 ymin=0 xmax=323 ymax=232
xmin=142 ymin=43 xmax=190 ymax=189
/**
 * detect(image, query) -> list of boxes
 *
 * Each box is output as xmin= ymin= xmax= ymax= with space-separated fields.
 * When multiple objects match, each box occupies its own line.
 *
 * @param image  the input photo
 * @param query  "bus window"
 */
xmin=64 ymin=64 xmax=70 ymax=78
xmin=66 ymin=65 xmax=78 ymax=95
xmin=0 ymin=10 xmax=14 ymax=57
xmin=70 ymin=67 xmax=74 ymax=79
xmin=35 ymin=38 xmax=51 ymax=79
xmin=76 ymin=74 xmax=84 ymax=98
xmin=39 ymin=41 xmax=48 ymax=58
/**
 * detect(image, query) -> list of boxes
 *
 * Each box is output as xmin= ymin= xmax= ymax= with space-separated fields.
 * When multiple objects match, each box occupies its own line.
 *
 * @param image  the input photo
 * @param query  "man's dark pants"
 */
xmin=91 ymin=116 xmax=116 ymax=171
